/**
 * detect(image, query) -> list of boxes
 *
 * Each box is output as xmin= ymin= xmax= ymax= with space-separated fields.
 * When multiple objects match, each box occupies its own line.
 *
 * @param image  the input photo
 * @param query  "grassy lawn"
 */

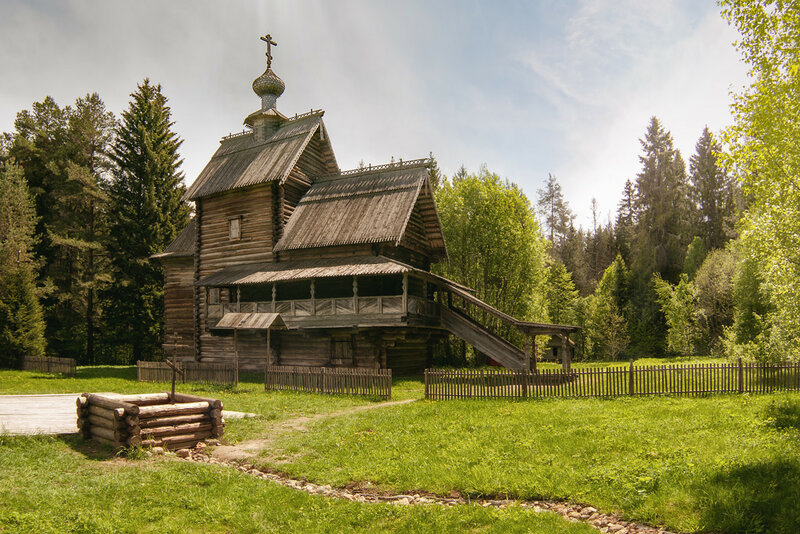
xmin=0 ymin=367 xmax=382 ymax=443
xmin=258 ymin=393 xmax=800 ymax=534
xmin=3 ymin=364 xmax=798 ymax=533
xmin=0 ymin=435 xmax=594 ymax=533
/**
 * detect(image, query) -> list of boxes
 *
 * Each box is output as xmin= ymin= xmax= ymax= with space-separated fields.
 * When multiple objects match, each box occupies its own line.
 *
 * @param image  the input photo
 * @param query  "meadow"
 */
xmin=2 ymin=364 xmax=799 ymax=533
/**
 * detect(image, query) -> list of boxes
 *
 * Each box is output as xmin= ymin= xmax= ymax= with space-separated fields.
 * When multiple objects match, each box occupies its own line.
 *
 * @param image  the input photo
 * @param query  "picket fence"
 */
xmin=137 ymin=361 xmax=236 ymax=385
xmin=265 ymin=366 xmax=392 ymax=399
xmin=22 ymin=356 xmax=76 ymax=376
xmin=424 ymin=360 xmax=800 ymax=400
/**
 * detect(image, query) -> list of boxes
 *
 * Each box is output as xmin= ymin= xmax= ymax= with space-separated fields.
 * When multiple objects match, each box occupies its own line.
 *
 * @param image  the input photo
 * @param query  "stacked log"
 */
xmin=77 ymin=392 xmax=224 ymax=450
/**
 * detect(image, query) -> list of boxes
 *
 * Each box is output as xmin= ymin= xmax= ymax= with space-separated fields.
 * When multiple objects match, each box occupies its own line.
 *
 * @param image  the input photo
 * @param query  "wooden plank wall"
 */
xmin=197 ymin=183 xmax=274 ymax=277
xmin=387 ymin=337 xmax=430 ymax=376
xmin=399 ymin=200 xmax=432 ymax=258
xmin=196 ymin=183 xmax=274 ymax=359
xmin=162 ymin=257 xmax=195 ymax=360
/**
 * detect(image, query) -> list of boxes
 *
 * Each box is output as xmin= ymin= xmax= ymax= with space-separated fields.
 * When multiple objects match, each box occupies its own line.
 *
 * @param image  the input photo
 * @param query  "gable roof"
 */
xmin=183 ymin=111 xmax=337 ymax=200
xmin=151 ymin=219 xmax=196 ymax=260
xmin=273 ymin=160 xmax=447 ymax=260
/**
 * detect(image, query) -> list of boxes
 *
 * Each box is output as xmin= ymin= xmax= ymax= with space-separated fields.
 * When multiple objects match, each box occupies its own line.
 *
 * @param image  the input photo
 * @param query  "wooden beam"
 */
xmin=233 ymin=329 xmax=239 ymax=386
xmin=402 ymin=273 xmax=408 ymax=313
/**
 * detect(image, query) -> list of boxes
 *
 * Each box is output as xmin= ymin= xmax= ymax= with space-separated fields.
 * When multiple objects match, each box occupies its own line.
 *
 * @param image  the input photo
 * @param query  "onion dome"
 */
xmin=252 ymin=68 xmax=285 ymax=111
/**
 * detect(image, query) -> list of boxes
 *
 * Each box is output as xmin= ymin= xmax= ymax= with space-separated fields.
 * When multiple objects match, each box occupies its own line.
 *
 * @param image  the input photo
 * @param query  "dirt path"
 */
xmin=211 ymin=398 xmax=416 ymax=462
xmin=181 ymin=447 xmax=673 ymax=534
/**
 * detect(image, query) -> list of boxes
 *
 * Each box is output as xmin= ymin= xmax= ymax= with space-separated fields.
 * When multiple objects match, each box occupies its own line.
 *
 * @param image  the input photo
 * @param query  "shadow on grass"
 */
xmin=763 ymin=398 xmax=800 ymax=431
xmin=60 ymin=434 xmax=120 ymax=461
xmin=75 ymin=366 xmax=137 ymax=380
xmin=700 ymin=459 xmax=800 ymax=534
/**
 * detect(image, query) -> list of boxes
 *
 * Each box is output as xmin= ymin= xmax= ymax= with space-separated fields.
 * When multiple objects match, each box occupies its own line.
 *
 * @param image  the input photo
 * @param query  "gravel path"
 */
xmin=183 ymin=445 xmax=676 ymax=534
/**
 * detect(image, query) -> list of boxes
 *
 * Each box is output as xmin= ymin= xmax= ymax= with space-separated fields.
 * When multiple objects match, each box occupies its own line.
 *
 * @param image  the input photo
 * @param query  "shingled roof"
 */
xmin=151 ymin=219 xmax=196 ymax=259
xmin=273 ymin=160 xmax=447 ymax=259
xmin=183 ymin=111 xmax=336 ymax=200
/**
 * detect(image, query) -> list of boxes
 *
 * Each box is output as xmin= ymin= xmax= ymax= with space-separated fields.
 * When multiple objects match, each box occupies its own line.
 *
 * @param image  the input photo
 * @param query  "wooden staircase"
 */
xmin=439 ymin=306 xmax=528 ymax=369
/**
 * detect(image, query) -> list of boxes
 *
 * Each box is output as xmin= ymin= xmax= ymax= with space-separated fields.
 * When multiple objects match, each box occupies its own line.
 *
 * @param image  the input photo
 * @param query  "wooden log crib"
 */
xmin=76 ymin=392 xmax=224 ymax=450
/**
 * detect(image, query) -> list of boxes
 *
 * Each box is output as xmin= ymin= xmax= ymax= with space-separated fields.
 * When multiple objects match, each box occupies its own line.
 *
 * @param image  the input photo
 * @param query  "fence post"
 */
xmin=424 ymin=369 xmax=429 ymax=399
xmin=629 ymin=360 xmax=635 ymax=396
xmin=522 ymin=369 xmax=528 ymax=399
xmin=738 ymin=357 xmax=743 ymax=393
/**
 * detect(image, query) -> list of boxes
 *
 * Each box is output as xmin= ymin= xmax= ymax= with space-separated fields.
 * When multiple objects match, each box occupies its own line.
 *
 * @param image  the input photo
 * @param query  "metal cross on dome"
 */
xmin=261 ymin=34 xmax=277 ymax=68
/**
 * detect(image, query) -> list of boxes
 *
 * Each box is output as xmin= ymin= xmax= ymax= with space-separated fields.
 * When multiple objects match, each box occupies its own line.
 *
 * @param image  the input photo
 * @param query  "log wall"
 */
xmin=163 ymin=256 xmax=195 ymax=360
xmin=77 ymin=392 xmax=224 ymax=450
xmin=197 ymin=183 xmax=274 ymax=277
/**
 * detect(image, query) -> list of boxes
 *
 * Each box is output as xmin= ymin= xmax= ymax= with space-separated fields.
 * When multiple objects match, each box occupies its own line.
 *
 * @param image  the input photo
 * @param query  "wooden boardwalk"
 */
xmin=0 ymin=394 xmax=254 ymax=436
xmin=0 ymin=394 xmax=80 ymax=435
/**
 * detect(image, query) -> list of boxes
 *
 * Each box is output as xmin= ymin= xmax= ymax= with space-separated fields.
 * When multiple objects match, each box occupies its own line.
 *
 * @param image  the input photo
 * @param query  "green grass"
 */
xmin=0 ymin=367 xmax=385 ymax=443
xmin=4 ymin=365 xmax=798 ymax=533
xmin=259 ymin=392 xmax=800 ymax=533
xmin=0 ymin=435 xmax=594 ymax=533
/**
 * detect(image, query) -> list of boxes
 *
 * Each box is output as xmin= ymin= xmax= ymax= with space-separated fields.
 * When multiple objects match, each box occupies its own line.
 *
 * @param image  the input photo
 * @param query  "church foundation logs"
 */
xmin=76 ymin=392 xmax=224 ymax=450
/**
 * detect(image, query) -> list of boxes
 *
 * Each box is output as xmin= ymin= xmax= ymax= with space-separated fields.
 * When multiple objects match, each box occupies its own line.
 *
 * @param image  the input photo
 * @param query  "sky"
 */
xmin=0 ymin=0 xmax=748 ymax=228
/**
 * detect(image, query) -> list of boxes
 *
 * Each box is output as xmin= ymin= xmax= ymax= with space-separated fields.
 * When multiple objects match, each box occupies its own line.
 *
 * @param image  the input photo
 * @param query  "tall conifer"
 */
xmin=105 ymin=80 xmax=189 ymax=363
xmin=0 ymin=161 xmax=45 ymax=367
xmin=689 ymin=126 xmax=738 ymax=250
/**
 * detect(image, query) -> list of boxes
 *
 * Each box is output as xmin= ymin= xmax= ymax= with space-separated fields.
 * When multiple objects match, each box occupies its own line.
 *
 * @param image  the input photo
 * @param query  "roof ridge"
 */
xmin=314 ymin=158 xmax=430 ymax=182
xmin=220 ymin=110 xmax=324 ymax=142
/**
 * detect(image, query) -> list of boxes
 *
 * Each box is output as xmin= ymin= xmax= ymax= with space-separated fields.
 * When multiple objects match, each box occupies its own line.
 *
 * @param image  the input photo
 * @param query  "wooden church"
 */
xmin=153 ymin=36 xmax=578 ymax=375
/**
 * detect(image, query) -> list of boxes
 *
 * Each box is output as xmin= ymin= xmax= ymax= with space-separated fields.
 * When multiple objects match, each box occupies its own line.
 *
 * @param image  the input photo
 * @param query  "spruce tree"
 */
xmin=0 ymin=161 xmax=45 ymax=367
xmin=633 ymin=117 xmax=692 ymax=282
xmin=629 ymin=117 xmax=692 ymax=355
xmin=689 ymin=126 xmax=738 ymax=250
xmin=105 ymin=80 xmax=190 ymax=363
xmin=536 ymin=173 xmax=575 ymax=260
xmin=546 ymin=261 xmax=579 ymax=324
xmin=6 ymin=95 xmax=116 ymax=363
xmin=47 ymin=94 xmax=115 ymax=363
xmin=615 ymin=179 xmax=637 ymax=263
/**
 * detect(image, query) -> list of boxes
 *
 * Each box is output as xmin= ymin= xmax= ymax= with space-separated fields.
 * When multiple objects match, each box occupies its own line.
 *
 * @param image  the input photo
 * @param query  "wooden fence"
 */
xmin=265 ymin=366 xmax=392 ymax=399
xmin=137 ymin=361 xmax=236 ymax=385
xmin=424 ymin=360 xmax=800 ymax=400
xmin=22 ymin=356 xmax=76 ymax=376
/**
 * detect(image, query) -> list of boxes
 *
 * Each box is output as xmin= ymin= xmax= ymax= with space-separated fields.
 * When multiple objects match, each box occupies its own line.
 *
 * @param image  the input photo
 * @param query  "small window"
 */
xmin=208 ymin=288 xmax=220 ymax=305
xmin=228 ymin=217 xmax=241 ymax=240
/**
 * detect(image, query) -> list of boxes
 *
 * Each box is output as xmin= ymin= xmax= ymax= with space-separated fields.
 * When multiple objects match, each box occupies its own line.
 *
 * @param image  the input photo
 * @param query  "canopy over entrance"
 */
xmin=212 ymin=312 xmax=287 ymax=331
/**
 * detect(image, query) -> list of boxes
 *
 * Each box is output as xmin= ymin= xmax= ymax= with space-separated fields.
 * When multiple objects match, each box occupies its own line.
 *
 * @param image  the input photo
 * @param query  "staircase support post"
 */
xmin=561 ymin=334 xmax=571 ymax=374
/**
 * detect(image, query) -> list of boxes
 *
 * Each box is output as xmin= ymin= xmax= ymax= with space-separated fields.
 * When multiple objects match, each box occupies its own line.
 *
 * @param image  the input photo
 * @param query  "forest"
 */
xmin=0 ymin=0 xmax=797 ymax=368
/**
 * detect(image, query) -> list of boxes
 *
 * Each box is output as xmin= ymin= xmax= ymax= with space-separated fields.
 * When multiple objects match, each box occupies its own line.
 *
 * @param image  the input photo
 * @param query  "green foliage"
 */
xmin=720 ymin=0 xmax=800 ymax=360
xmin=4 ymin=94 xmax=116 ymax=363
xmin=683 ymin=236 xmax=707 ymax=280
xmin=104 ymin=80 xmax=190 ymax=363
xmin=536 ymin=173 xmax=574 ymax=253
xmin=0 ymin=161 xmax=45 ymax=367
xmin=584 ymin=255 xmax=631 ymax=360
xmin=626 ymin=117 xmax=694 ymax=356
xmin=653 ymin=274 xmax=696 ymax=357
xmin=633 ymin=117 xmax=693 ymax=284
xmin=615 ymin=179 xmax=637 ymax=264
xmin=689 ymin=126 xmax=739 ymax=249
xmin=693 ymin=248 xmax=737 ymax=355
xmin=723 ymin=250 xmax=773 ymax=362
xmin=545 ymin=261 xmax=578 ymax=325
xmin=434 ymin=166 xmax=549 ymax=336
